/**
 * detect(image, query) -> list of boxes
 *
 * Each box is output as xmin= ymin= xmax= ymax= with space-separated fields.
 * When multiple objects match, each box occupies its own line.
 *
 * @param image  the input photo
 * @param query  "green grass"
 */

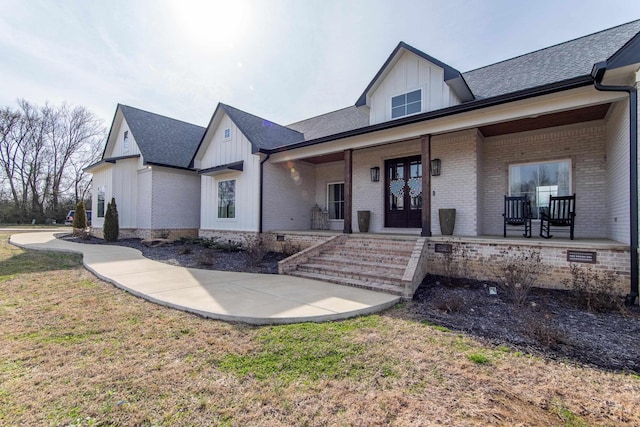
xmin=217 ymin=316 xmax=388 ymax=383
xmin=467 ymin=352 xmax=491 ymax=365
xmin=420 ymin=320 xmax=451 ymax=333
xmin=0 ymin=245 xmax=82 ymax=278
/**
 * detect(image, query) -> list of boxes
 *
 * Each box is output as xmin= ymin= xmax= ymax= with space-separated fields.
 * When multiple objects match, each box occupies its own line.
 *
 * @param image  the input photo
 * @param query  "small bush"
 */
xmin=103 ymin=198 xmax=119 ymax=242
xmin=433 ymin=294 xmax=466 ymax=313
xmin=178 ymin=237 xmax=203 ymax=245
xmin=245 ymin=236 xmax=267 ymax=266
xmin=488 ymin=247 xmax=543 ymax=306
xmin=522 ymin=311 xmax=566 ymax=349
xmin=72 ymin=202 xmax=87 ymax=230
xmin=281 ymin=241 xmax=302 ymax=257
xmin=438 ymin=241 xmax=470 ymax=286
xmin=177 ymin=244 xmax=193 ymax=255
xmin=564 ymin=264 xmax=624 ymax=313
xmin=196 ymin=249 xmax=215 ymax=266
xmin=199 ymin=237 xmax=220 ymax=249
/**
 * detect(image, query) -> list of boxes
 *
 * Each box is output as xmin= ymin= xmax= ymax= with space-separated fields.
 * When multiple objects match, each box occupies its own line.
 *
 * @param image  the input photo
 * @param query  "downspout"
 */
xmin=592 ymin=63 xmax=639 ymax=305
xmin=258 ymin=152 xmax=271 ymax=234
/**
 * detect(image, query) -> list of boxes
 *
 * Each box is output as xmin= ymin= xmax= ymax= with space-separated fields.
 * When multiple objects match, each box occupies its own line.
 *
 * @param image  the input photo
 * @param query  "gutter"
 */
xmin=592 ymin=62 xmax=639 ymax=306
xmin=258 ymin=153 xmax=271 ymax=233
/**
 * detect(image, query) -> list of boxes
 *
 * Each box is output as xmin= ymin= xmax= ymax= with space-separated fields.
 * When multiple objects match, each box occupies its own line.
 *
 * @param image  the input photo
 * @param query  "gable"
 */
xmin=193 ymin=111 xmax=255 ymax=170
xmin=103 ymin=112 xmax=142 ymax=159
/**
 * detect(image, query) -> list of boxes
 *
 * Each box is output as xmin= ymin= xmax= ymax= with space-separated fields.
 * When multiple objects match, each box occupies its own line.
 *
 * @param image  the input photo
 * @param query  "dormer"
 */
xmin=356 ymin=42 xmax=474 ymax=125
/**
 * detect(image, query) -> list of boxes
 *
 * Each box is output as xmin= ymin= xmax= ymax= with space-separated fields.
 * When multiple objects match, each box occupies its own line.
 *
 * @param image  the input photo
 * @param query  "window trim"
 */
xmin=217 ymin=179 xmax=236 ymax=220
xmin=97 ymin=189 xmax=106 ymax=218
xmin=223 ymin=127 xmax=232 ymax=141
xmin=326 ymin=181 xmax=345 ymax=221
xmin=508 ymin=158 xmax=572 ymax=219
xmin=391 ymin=88 xmax=422 ymax=119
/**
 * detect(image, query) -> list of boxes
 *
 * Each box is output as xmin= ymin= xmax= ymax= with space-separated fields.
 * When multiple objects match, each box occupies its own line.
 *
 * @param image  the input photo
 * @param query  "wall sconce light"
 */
xmin=430 ymin=159 xmax=441 ymax=176
xmin=370 ymin=166 xmax=380 ymax=182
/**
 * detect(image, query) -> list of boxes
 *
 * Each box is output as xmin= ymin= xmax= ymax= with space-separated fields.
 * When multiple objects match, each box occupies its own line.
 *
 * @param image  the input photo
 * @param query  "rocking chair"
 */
xmin=539 ymin=194 xmax=576 ymax=240
xmin=503 ymin=195 xmax=532 ymax=238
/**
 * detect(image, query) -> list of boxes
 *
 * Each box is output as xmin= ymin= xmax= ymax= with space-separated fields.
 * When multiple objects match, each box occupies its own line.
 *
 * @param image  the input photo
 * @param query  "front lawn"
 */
xmin=1 ymin=232 xmax=639 ymax=426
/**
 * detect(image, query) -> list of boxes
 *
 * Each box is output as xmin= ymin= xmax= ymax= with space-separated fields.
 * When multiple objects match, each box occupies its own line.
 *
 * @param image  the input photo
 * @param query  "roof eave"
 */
xmin=268 ymin=75 xmax=593 ymax=154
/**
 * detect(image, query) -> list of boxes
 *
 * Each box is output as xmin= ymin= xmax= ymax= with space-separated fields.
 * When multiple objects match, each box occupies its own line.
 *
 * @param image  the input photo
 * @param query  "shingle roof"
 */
xmin=286 ymin=106 xmax=370 ymax=142
xmin=463 ymin=19 xmax=640 ymax=99
xmin=219 ymin=103 xmax=304 ymax=150
xmin=119 ymin=104 xmax=205 ymax=169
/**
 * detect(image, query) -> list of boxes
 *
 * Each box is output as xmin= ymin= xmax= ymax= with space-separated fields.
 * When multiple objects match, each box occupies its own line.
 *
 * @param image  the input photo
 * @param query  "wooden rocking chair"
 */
xmin=539 ymin=194 xmax=576 ymax=240
xmin=503 ymin=195 xmax=532 ymax=238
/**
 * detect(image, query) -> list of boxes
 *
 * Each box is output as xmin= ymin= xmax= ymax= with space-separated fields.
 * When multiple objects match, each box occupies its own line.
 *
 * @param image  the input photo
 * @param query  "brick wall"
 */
xmin=481 ymin=122 xmax=607 ymax=238
xmin=151 ymin=168 xmax=200 ymax=230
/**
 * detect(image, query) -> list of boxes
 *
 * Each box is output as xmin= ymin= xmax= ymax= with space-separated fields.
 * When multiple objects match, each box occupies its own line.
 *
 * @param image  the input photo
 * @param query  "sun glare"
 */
xmin=169 ymin=0 xmax=252 ymax=52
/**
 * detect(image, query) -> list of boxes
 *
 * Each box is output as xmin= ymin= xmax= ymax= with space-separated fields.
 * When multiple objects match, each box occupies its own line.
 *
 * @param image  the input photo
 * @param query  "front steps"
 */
xmin=279 ymin=235 xmax=428 ymax=298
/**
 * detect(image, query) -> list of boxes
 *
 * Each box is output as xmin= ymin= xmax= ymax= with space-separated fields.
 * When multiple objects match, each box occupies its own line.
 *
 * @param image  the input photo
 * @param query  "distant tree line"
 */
xmin=0 ymin=99 xmax=106 ymax=224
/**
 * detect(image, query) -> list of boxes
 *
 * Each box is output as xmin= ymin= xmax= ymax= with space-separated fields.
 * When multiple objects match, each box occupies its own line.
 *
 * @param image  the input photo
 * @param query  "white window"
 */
xmin=327 ymin=183 xmax=344 ymax=220
xmin=218 ymin=180 xmax=235 ymax=218
xmin=391 ymin=89 xmax=421 ymax=119
xmin=123 ymin=130 xmax=129 ymax=153
xmin=224 ymin=128 xmax=231 ymax=140
xmin=97 ymin=188 xmax=106 ymax=218
xmin=509 ymin=159 xmax=571 ymax=219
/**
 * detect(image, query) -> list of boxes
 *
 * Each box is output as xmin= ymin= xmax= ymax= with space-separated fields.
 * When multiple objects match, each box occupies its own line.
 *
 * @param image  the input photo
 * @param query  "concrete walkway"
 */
xmin=8 ymin=232 xmax=399 ymax=325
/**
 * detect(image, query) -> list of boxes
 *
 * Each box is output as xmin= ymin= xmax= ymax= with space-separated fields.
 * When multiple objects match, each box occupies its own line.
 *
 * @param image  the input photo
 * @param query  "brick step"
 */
xmin=327 ymin=246 xmax=414 ymax=257
xmin=322 ymin=251 xmax=412 ymax=264
xmin=341 ymin=240 xmax=417 ymax=251
xmin=296 ymin=263 xmax=404 ymax=285
xmin=311 ymin=255 xmax=407 ymax=271
xmin=288 ymin=270 xmax=405 ymax=296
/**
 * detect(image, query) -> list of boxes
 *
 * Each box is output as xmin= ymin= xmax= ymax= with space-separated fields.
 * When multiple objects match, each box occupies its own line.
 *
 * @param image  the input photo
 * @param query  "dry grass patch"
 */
xmin=1 ymin=233 xmax=639 ymax=426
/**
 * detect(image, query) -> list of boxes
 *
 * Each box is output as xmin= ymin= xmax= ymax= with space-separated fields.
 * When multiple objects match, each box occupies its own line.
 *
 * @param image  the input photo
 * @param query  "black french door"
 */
xmin=384 ymin=156 xmax=422 ymax=228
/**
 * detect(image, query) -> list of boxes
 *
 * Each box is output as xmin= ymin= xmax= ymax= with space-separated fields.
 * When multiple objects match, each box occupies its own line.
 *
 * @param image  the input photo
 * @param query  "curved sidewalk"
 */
xmin=9 ymin=232 xmax=399 ymax=325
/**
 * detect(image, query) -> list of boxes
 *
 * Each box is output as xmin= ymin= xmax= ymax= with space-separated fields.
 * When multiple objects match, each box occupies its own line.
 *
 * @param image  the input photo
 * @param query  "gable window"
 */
xmin=218 ymin=180 xmax=236 ymax=218
xmin=327 ymin=182 xmax=344 ymax=220
xmin=123 ymin=130 xmax=129 ymax=153
xmin=224 ymin=128 xmax=231 ymax=140
xmin=391 ymin=89 xmax=421 ymax=119
xmin=509 ymin=159 xmax=571 ymax=219
xmin=97 ymin=188 xmax=106 ymax=218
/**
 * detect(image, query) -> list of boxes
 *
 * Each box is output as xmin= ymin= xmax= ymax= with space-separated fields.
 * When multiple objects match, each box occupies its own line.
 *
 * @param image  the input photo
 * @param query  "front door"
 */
xmin=385 ymin=156 xmax=422 ymax=228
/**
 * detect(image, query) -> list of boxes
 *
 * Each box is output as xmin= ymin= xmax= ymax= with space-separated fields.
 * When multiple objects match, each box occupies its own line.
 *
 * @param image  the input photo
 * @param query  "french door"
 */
xmin=384 ymin=156 xmax=422 ymax=228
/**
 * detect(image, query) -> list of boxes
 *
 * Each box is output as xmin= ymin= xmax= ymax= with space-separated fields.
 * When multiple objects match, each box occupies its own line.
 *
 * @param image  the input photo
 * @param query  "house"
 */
xmin=86 ymin=105 xmax=205 ymax=239
xmin=89 ymin=20 xmax=640 ymax=303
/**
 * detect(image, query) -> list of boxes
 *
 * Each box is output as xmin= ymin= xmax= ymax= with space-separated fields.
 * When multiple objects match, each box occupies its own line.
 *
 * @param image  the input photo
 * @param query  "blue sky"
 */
xmin=1 ymin=0 xmax=638 ymax=128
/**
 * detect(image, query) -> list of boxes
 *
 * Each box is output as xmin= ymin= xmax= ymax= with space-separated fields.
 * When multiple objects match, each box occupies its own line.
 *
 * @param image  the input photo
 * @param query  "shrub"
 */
xmin=245 ymin=235 xmax=268 ymax=266
xmin=563 ymin=264 xmax=624 ymax=313
xmin=488 ymin=247 xmax=543 ymax=306
xmin=281 ymin=241 xmax=302 ymax=257
xmin=197 ymin=249 xmax=215 ymax=266
xmin=177 ymin=244 xmax=193 ymax=255
xmin=438 ymin=241 xmax=470 ymax=286
xmin=103 ymin=197 xmax=119 ymax=242
xmin=72 ymin=201 xmax=87 ymax=230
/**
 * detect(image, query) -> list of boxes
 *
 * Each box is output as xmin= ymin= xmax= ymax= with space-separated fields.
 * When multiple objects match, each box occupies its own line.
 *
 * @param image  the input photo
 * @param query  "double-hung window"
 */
xmin=327 ymin=183 xmax=344 ymax=220
xmin=509 ymin=160 xmax=571 ymax=219
xmin=97 ymin=189 xmax=106 ymax=218
xmin=391 ymin=89 xmax=421 ymax=119
xmin=218 ymin=180 xmax=236 ymax=218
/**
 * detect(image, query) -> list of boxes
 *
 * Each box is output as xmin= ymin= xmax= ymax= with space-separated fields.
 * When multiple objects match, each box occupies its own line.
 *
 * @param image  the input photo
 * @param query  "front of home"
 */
xmin=88 ymin=20 xmax=640 ymax=302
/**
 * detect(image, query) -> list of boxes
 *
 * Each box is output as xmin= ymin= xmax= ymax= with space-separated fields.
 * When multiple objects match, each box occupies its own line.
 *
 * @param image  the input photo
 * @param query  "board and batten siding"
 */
xmin=199 ymin=113 xmax=261 ymax=231
xmin=369 ymin=51 xmax=461 ymax=125
xmin=90 ymin=165 xmax=113 ymax=229
xmin=112 ymin=158 xmax=139 ymax=229
xmin=107 ymin=117 xmax=141 ymax=158
xmin=136 ymin=168 xmax=152 ymax=229
xmin=605 ymin=99 xmax=631 ymax=244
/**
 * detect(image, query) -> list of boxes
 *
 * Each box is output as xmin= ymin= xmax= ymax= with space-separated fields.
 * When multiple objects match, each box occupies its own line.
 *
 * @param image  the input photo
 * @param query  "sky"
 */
xmin=1 ymin=0 xmax=639 ymax=130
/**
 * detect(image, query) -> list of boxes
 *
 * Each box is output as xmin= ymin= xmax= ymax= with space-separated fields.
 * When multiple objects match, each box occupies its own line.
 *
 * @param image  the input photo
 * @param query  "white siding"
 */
xmin=150 ymin=168 xmax=200 ymax=230
xmin=90 ymin=165 xmax=113 ymax=229
xmin=369 ymin=51 xmax=460 ymax=125
xmin=136 ymin=168 xmax=152 ymax=229
xmin=262 ymin=160 xmax=316 ymax=231
xmin=112 ymin=158 xmax=139 ymax=228
xmin=315 ymin=162 xmax=344 ymax=231
xmin=606 ymin=100 xmax=630 ymax=244
xmin=106 ymin=118 xmax=141 ymax=158
xmin=199 ymin=113 xmax=261 ymax=232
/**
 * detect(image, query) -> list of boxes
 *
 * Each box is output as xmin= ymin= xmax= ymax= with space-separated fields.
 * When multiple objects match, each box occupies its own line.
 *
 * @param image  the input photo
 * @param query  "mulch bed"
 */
xmin=56 ymin=233 xmax=640 ymax=373
xmin=408 ymin=275 xmax=640 ymax=374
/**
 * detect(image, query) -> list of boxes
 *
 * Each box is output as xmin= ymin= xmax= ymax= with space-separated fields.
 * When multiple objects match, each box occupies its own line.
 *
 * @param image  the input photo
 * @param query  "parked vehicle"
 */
xmin=65 ymin=210 xmax=92 ymax=226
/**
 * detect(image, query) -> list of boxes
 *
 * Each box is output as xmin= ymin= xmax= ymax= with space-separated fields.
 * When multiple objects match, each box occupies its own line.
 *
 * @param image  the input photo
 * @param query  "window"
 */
xmin=218 ymin=180 xmax=235 ymax=218
xmin=123 ymin=130 xmax=129 ymax=153
xmin=391 ymin=89 xmax=421 ymax=118
xmin=224 ymin=128 xmax=231 ymax=140
xmin=327 ymin=183 xmax=344 ymax=220
xmin=509 ymin=160 xmax=571 ymax=219
xmin=97 ymin=189 xmax=105 ymax=218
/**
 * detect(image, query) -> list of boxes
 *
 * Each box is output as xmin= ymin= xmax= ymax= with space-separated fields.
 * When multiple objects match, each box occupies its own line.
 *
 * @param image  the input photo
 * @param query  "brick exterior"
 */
xmin=481 ymin=122 xmax=608 ymax=238
xmin=151 ymin=168 xmax=200 ymax=230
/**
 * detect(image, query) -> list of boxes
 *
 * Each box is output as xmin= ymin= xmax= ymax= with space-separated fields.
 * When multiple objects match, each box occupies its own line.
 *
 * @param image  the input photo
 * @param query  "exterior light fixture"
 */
xmin=431 ymin=159 xmax=441 ymax=177
xmin=370 ymin=166 xmax=380 ymax=182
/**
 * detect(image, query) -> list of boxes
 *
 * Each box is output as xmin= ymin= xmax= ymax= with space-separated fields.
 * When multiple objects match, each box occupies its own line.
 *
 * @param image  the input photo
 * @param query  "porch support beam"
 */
xmin=343 ymin=149 xmax=353 ymax=234
xmin=421 ymin=135 xmax=432 ymax=237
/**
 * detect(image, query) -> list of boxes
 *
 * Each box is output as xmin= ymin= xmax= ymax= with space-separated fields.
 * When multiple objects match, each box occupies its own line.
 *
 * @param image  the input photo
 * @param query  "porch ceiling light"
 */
xmin=431 ymin=159 xmax=441 ymax=177
xmin=370 ymin=166 xmax=380 ymax=182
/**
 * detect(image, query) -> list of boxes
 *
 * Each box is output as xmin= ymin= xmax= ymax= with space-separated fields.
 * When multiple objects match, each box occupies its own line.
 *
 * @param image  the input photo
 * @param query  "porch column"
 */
xmin=343 ymin=149 xmax=353 ymax=234
xmin=421 ymin=135 xmax=432 ymax=237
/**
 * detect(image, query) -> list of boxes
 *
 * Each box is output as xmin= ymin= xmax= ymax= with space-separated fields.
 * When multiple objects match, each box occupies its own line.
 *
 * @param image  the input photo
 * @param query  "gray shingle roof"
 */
xmin=463 ymin=19 xmax=640 ymax=99
xmin=287 ymin=106 xmax=370 ymax=141
xmin=219 ymin=104 xmax=304 ymax=150
xmin=119 ymin=104 xmax=205 ymax=169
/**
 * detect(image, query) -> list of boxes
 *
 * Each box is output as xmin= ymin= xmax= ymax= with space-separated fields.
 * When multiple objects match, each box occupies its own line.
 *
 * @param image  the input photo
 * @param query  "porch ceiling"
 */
xmin=478 ymin=103 xmax=610 ymax=137
xmin=303 ymin=152 xmax=344 ymax=164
